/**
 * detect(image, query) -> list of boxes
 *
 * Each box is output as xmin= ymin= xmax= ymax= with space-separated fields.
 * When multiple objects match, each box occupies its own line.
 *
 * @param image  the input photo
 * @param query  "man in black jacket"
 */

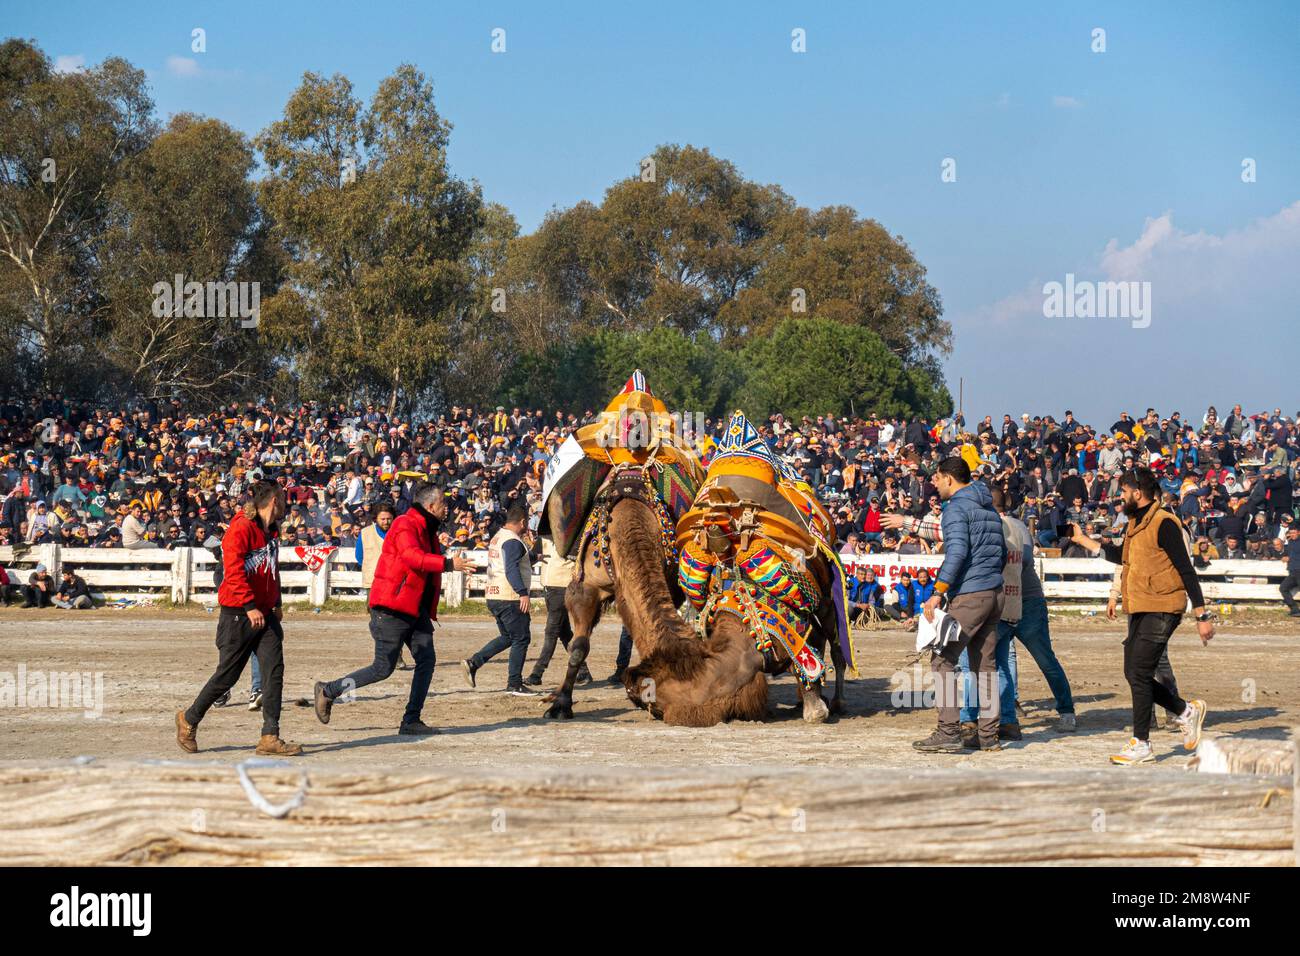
xmin=54 ymin=567 xmax=93 ymax=609
xmin=1281 ymin=525 xmax=1300 ymax=617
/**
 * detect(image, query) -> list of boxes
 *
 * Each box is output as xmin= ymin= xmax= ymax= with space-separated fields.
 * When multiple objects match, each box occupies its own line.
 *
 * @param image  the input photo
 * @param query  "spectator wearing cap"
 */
xmin=23 ymin=563 xmax=55 ymax=608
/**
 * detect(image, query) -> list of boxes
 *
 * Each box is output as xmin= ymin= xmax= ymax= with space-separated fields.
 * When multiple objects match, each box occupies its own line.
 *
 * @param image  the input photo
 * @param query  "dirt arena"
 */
xmin=1 ymin=608 xmax=1297 ymax=773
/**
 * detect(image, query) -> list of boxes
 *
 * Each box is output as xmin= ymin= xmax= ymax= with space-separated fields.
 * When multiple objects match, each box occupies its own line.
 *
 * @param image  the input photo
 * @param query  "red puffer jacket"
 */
xmin=368 ymin=507 xmax=448 ymax=619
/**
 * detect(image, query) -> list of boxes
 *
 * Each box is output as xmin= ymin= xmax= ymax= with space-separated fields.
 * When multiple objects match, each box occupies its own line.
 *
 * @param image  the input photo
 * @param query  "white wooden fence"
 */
xmin=0 ymin=544 xmax=1291 ymax=609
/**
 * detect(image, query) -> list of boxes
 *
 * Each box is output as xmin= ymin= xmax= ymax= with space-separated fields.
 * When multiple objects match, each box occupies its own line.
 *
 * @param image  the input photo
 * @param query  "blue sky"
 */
xmin=11 ymin=0 xmax=1299 ymax=427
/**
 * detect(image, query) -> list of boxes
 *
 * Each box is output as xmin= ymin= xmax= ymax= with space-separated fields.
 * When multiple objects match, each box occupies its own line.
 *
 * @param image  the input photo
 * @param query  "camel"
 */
xmin=542 ymin=471 xmax=733 ymax=720
xmin=614 ymin=409 xmax=855 ymax=727
xmin=541 ymin=467 xmax=848 ymax=727
xmin=622 ymin=552 xmax=847 ymax=727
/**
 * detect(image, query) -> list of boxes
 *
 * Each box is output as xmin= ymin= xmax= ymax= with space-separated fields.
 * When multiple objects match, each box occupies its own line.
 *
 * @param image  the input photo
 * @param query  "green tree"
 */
xmin=738 ymin=317 xmax=951 ymax=421
xmin=0 ymin=39 xmax=153 ymax=394
xmin=498 ymin=143 xmax=950 ymax=409
xmin=256 ymin=64 xmax=482 ymax=414
xmin=98 ymin=114 xmax=279 ymax=401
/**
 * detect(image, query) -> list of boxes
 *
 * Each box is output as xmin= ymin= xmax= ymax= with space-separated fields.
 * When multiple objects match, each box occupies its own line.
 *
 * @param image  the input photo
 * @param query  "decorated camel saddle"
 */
xmin=539 ymin=371 xmax=703 ymax=577
xmin=676 ymin=411 xmax=857 ymax=686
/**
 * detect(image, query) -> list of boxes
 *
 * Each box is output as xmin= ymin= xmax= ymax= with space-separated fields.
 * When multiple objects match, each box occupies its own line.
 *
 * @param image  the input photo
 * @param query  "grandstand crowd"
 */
xmin=0 ymin=396 xmax=1296 ymax=592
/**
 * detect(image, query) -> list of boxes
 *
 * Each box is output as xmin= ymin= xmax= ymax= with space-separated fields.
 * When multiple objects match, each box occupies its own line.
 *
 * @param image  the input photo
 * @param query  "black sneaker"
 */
xmin=576 ymin=668 xmax=594 ymax=686
xmin=912 ymin=730 xmax=965 ymax=753
xmin=507 ymin=684 xmax=540 ymax=697
xmin=606 ymin=668 xmax=625 ymax=686
xmin=1289 ymin=608 xmax=1300 ymax=617
xmin=460 ymin=660 xmax=477 ymax=688
xmin=214 ymin=690 xmax=231 ymax=708
xmin=524 ymin=674 xmax=543 ymax=686
xmin=398 ymin=720 xmax=440 ymax=736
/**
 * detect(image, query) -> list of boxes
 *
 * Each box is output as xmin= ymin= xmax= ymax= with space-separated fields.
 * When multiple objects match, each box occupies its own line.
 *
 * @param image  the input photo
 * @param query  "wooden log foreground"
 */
xmin=0 ymin=759 xmax=1292 ymax=866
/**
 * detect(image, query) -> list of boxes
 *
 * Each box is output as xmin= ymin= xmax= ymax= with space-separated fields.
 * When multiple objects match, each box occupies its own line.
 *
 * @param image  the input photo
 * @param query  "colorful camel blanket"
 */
xmin=540 ymin=371 xmax=704 ymax=559
xmin=676 ymin=410 xmax=856 ymax=683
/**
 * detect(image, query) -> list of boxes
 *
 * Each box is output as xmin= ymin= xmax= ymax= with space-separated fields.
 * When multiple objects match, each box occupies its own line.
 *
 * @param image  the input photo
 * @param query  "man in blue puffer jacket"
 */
xmin=914 ymin=457 xmax=1007 ymax=754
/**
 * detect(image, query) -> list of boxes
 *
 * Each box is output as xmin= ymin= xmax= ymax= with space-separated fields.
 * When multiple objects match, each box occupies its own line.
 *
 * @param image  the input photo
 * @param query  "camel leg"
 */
xmin=543 ymin=580 xmax=603 ymax=721
xmin=797 ymin=679 xmax=830 ymax=723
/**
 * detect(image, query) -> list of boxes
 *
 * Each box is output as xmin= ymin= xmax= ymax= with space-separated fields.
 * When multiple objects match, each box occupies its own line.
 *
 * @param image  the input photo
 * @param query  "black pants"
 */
xmin=530 ymin=587 xmax=584 ymax=679
xmin=1154 ymin=645 xmax=1179 ymax=716
xmin=186 ymin=608 xmax=284 ymax=736
xmin=323 ymin=608 xmax=435 ymax=726
xmin=23 ymin=585 xmax=52 ymax=608
xmin=1281 ymin=573 xmax=1300 ymax=611
xmin=1124 ymin=612 xmax=1188 ymax=741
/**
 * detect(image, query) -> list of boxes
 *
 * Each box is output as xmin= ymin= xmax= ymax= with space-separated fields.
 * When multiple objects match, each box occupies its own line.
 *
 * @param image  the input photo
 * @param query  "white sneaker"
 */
xmin=1109 ymin=737 xmax=1154 ymax=766
xmin=1177 ymin=699 xmax=1207 ymax=751
xmin=247 ymin=690 xmax=263 ymax=711
xmin=1057 ymin=713 xmax=1076 ymax=732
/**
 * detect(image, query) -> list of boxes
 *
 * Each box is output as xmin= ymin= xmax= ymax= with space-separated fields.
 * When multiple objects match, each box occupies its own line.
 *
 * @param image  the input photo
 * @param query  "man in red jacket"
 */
xmin=176 ymin=481 xmax=302 ymax=756
xmin=313 ymin=482 xmax=473 ymax=735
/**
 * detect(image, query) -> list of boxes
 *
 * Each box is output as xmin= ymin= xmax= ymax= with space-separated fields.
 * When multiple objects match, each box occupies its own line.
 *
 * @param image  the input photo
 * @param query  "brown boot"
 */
xmin=256 ymin=734 xmax=303 ymax=756
xmin=175 ymin=709 xmax=198 ymax=753
xmin=959 ymin=721 xmax=979 ymax=749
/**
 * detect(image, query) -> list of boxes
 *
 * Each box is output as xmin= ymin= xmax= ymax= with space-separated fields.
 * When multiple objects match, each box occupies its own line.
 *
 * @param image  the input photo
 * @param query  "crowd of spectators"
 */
xmin=0 ymin=396 xmax=1296 ymax=583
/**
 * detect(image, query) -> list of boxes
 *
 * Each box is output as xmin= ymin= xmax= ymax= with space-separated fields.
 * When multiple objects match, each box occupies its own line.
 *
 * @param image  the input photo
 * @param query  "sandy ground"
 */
xmin=1 ymin=608 xmax=1297 ymax=775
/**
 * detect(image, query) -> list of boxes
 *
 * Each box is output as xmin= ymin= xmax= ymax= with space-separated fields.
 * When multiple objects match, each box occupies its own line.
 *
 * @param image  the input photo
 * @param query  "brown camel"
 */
xmin=542 ymin=469 xmax=847 ymax=727
xmin=543 ymin=482 xmax=713 ymax=720
xmin=623 ymin=578 xmax=847 ymax=727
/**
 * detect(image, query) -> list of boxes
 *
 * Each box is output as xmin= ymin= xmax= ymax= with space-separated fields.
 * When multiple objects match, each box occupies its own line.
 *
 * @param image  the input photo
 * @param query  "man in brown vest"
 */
xmin=1067 ymin=467 xmax=1215 ymax=766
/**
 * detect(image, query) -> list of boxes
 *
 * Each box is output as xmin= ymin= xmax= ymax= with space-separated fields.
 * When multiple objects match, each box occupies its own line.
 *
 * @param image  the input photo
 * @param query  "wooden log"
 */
xmin=1192 ymin=734 xmax=1295 ymax=776
xmin=0 ymin=760 xmax=1290 ymax=866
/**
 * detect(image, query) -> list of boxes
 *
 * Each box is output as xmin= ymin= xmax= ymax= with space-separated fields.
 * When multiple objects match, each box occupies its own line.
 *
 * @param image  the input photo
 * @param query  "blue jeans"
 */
xmin=250 ymin=653 xmax=261 ymax=694
xmin=958 ymin=632 xmax=1015 ymax=725
xmin=615 ymin=626 xmax=633 ymax=670
xmin=959 ymin=595 xmax=1074 ymax=721
xmin=473 ymin=600 xmax=532 ymax=688
xmin=1007 ymin=595 xmax=1074 ymax=715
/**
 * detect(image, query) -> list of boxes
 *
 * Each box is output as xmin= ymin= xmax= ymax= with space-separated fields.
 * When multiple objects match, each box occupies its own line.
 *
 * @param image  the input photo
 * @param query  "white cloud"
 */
xmin=166 ymin=55 xmax=202 ymax=78
xmin=969 ymin=201 xmax=1300 ymax=326
xmin=53 ymin=54 xmax=86 ymax=74
xmin=1052 ymin=95 xmax=1083 ymax=109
